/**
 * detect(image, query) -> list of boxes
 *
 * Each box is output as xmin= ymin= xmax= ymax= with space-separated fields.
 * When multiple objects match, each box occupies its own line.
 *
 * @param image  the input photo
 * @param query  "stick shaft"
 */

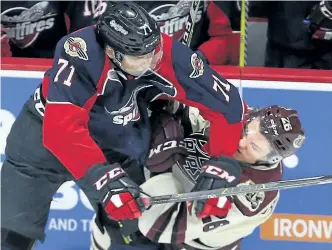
xmin=142 ymin=175 xmax=332 ymax=207
xmin=239 ymin=0 xmax=249 ymax=67
xmin=238 ymin=0 xmax=249 ymax=98
xmin=180 ymin=0 xmax=202 ymax=47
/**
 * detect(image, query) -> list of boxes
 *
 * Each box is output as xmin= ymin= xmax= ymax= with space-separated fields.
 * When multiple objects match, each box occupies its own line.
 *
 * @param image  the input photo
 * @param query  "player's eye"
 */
xmin=242 ymin=126 xmax=248 ymax=137
xmin=250 ymin=143 xmax=261 ymax=152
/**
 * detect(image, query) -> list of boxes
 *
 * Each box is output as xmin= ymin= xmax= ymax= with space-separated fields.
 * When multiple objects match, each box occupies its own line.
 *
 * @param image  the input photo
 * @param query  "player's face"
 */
xmin=122 ymin=40 xmax=163 ymax=76
xmin=234 ymin=119 xmax=272 ymax=164
xmin=121 ymin=52 xmax=155 ymax=76
xmin=107 ymin=38 xmax=163 ymax=77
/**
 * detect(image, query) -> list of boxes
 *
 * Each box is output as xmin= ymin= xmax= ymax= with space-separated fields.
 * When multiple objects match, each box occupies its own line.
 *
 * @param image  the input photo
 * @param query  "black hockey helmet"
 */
xmin=245 ymin=105 xmax=305 ymax=164
xmin=96 ymin=2 xmax=161 ymax=56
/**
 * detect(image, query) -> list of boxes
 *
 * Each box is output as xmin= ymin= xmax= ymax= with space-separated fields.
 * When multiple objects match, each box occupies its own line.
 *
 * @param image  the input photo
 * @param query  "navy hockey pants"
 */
xmin=1 ymin=101 xmax=71 ymax=241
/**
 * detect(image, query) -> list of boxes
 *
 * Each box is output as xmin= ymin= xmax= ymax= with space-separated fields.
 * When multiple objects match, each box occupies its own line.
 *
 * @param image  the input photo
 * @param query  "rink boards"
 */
xmin=1 ymin=71 xmax=331 ymax=250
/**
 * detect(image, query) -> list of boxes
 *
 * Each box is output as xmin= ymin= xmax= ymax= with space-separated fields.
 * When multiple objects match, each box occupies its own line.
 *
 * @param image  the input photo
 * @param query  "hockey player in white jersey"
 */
xmin=91 ymin=105 xmax=305 ymax=250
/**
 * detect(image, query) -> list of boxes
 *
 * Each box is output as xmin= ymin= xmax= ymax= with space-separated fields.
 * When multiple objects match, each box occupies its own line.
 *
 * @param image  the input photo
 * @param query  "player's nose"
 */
xmin=238 ymin=137 xmax=247 ymax=150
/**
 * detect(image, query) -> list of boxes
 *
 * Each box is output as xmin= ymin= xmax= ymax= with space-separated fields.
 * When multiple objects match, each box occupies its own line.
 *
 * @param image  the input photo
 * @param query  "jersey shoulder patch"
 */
xmin=55 ymin=26 xmax=107 ymax=87
xmin=170 ymin=39 xmax=244 ymax=124
xmin=233 ymin=163 xmax=282 ymax=216
xmin=63 ymin=36 xmax=89 ymax=61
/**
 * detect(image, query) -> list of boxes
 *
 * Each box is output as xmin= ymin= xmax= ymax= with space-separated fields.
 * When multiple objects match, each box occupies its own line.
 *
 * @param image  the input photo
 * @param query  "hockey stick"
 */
xmin=175 ymin=0 xmax=203 ymax=135
xmin=180 ymin=0 xmax=202 ymax=47
xmin=238 ymin=0 xmax=249 ymax=98
xmin=141 ymin=175 xmax=332 ymax=207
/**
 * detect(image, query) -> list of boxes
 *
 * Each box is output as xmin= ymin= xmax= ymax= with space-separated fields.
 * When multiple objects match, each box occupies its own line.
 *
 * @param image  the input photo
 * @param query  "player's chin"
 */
xmin=123 ymin=67 xmax=149 ymax=76
xmin=233 ymin=150 xmax=242 ymax=161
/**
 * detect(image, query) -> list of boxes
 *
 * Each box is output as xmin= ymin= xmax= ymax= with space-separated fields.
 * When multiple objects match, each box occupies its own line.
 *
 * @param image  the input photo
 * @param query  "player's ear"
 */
xmin=105 ymin=46 xmax=115 ymax=59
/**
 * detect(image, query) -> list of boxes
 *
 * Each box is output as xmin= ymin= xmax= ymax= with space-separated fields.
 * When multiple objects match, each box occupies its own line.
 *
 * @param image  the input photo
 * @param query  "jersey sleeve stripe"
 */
xmin=83 ymin=56 xmax=110 ymax=110
xmin=146 ymin=204 xmax=178 ymax=242
xmin=171 ymin=202 xmax=188 ymax=244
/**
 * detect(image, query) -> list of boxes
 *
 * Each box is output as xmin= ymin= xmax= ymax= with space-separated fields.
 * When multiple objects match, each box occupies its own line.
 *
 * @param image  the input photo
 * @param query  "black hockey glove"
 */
xmin=305 ymin=0 xmax=332 ymax=40
xmin=188 ymin=156 xmax=242 ymax=219
xmin=78 ymin=163 xmax=145 ymax=221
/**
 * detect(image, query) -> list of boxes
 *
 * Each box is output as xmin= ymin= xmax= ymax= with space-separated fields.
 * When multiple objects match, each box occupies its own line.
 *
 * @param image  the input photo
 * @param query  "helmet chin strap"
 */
xmin=252 ymin=160 xmax=275 ymax=168
xmin=105 ymin=46 xmax=123 ymax=67
xmin=110 ymin=49 xmax=152 ymax=77
xmin=113 ymin=50 xmax=124 ymax=67
xmin=250 ymin=149 xmax=283 ymax=168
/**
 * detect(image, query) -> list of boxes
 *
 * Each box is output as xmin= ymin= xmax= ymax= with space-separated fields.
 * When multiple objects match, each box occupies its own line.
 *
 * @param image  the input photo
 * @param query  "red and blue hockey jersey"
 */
xmin=39 ymin=26 xmax=246 ymax=179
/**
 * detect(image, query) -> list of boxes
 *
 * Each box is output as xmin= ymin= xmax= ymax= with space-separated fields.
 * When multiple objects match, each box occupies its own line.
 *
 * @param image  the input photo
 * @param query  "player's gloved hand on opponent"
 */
xmin=80 ymin=163 xmax=146 ymax=221
xmin=188 ymin=156 xmax=242 ymax=219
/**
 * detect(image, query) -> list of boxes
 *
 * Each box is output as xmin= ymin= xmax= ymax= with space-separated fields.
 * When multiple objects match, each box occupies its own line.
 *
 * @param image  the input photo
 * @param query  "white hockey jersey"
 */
xmin=90 ymin=107 xmax=283 ymax=250
xmin=138 ymin=107 xmax=282 ymax=250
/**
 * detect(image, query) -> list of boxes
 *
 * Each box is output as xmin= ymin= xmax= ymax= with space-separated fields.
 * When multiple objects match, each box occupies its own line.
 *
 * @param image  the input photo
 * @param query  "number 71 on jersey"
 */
xmin=212 ymin=74 xmax=231 ymax=103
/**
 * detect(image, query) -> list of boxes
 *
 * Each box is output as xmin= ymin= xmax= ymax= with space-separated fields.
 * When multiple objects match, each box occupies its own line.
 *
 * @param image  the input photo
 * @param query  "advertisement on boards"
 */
xmin=260 ymin=213 xmax=332 ymax=243
xmin=1 ymin=69 xmax=331 ymax=250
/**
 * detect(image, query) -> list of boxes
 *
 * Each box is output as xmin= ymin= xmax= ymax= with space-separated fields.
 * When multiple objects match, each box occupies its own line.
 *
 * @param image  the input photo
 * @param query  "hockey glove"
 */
xmin=188 ymin=156 xmax=242 ymax=219
xmin=79 ymin=163 xmax=145 ymax=221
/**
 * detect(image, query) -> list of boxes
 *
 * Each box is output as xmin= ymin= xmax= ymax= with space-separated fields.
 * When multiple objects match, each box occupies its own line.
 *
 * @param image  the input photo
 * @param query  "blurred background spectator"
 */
xmin=2 ymin=1 xmax=331 ymax=69
xmin=1 ymin=1 xmax=106 ymax=58
xmin=250 ymin=0 xmax=332 ymax=69
xmin=135 ymin=0 xmax=240 ymax=65
xmin=1 ymin=0 xmax=240 ymax=65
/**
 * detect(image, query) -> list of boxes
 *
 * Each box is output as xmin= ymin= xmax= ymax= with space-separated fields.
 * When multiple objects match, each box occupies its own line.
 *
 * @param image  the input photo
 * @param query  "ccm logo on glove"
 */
xmin=202 ymin=165 xmax=237 ymax=183
xmin=188 ymin=157 xmax=242 ymax=219
xmin=149 ymin=140 xmax=186 ymax=158
xmin=94 ymin=167 xmax=125 ymax=190
xmin=78 ymin=163 xmax=145 ymax=221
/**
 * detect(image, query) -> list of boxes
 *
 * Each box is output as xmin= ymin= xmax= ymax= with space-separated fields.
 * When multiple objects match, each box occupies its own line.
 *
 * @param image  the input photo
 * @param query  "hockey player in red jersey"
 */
xmin=1 ymin=2 xmax=246 ymax=250
xmin=90 ymin=105 xmax=306 ymax=250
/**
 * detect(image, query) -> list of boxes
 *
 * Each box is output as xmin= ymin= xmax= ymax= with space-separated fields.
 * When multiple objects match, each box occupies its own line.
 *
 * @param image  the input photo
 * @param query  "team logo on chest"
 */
xmin=178 ymin=131 xmax=210 ymax=182
xmin=104 ymin=85 xmax=152 ymax=126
